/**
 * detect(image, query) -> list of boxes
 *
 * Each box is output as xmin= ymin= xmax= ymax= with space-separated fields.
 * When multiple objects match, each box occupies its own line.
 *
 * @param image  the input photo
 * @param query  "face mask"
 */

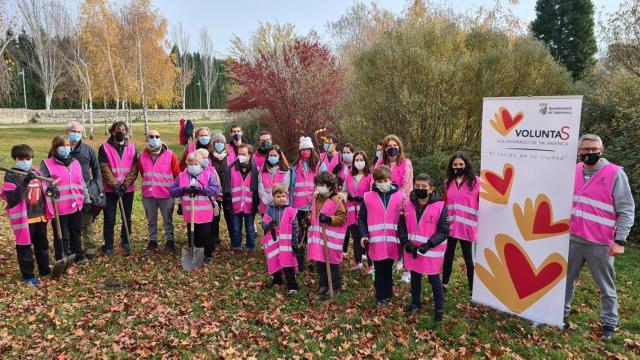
xmin=232 ymin=132 xmax=242 ymax=141
xmin=238 ymin=155 xmax=249 ymax=164
xmin=261 ymin=140 xmax=272 ymax=151
xmin=375 ymin=151 xmax=383 ymax=159
xmin=342 ymin=153 xmax=353 ymax=163
xmin=201 ymin=159 xmax=209 ymax=168
xmin=386 ymin=147 xmax=399 ymax=157
xmin=453 ymin=167 xmax=465 ymax=177
xmin=187 ymin=164 xmax=203 ymax=176
xmin=414 ymin=189 xmax=430 ymax=199
xmin=316 ymin=185 xmax=329 ymax=195
xmin=301 ymin=150 xmax=311 ymax=159
xmin=199 ymin=136 xmax=210 ymax=145
xmin=376 ymin=181 xmax=391 ymax=193
xmin=57 ymin=146 xmax=71 ymax=158
xmin=214 ymin=143 xmax=225 ymax=153
xmin=148 ymin=138 xmax=161 ymax=148
xmin=114 ymin=131 xmax=126 ymax=142
xmin=268 ymin=155 xmax=279 ymax=165
xmin=580 ymin=153 xmax=600 ymax=166
xmin=354 ymin=160 xmax=366 ymax=170
xmin=68 ymin=131 xmax=82 ymax=142
xmin=323 ymin=143 xmax=332 ymax=152
xmin=15 ymin=159 xmax=32 ymax=171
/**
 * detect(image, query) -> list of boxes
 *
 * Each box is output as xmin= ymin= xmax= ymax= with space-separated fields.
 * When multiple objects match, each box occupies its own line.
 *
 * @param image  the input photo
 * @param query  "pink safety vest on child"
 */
xmin=259 ymin=170 xmax=287 ymax=214
xmin=140 ymin=149 xmax=175 ymax=198
xmin=307 ymin=197 xmax=347 ymax=264
xmin=364 ymin=190 xmax=403 ymax=261
xmin=403 ymin=201 xmax=447 ymax=275
xmin=102 ymin=142 xmax=136 ymax=193
xmin=229 ymin=166 xmax=254 ymax=215
xmin=292 ymin=164 xmax=315 ymax=209
xmin=345 ymin=173 xmax=373 ymax=226
xmin=262 ymin=206 xmax=299 ymax=274
xmin=43 ymin=158 xmax=85 ymax=215
xmin=1 ymin=168 xmax=53 ymax=245
xmin=316 ymin=152 xmax=340 ymax=173
xmin=445 ymin=177 xmax=480 ymax=242
xmin=571 ymin=162 xmax=619 ymax=245
xmin=374 ymin=158 xmax=408 ymax=189
xmin=178 ymin=170 xmax=215 ymax=223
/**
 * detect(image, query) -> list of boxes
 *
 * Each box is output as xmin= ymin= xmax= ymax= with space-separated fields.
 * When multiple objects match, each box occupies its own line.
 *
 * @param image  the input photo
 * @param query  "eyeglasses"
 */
xmin=579 ymin=147 xmax=600 ymax=154
xmin=148 ymin=135 xmax=160 ymax=139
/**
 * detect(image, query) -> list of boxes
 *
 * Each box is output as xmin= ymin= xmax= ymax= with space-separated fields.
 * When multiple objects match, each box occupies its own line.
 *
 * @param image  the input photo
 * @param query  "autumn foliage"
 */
xmin=227 ymin=35 xmax=345 ymax=155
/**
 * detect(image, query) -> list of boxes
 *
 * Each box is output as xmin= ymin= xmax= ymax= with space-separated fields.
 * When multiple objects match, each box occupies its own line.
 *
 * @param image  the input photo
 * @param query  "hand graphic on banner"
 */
xmin=480 ymin=163 xmax=515 ymax=205
xmin=513 ymin=194 xmax=570 ymax=241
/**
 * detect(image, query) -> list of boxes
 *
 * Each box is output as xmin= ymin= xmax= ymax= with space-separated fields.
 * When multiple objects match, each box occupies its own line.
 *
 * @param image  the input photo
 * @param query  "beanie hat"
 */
xmin=299 ymin=136 xmax=313 ymax=150
xmin=212 ymin=131 xmax=226 ymax=143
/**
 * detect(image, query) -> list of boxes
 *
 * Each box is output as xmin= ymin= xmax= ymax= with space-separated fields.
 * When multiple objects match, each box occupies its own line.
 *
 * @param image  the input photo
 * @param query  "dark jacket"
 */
xmin=222 ymin=159 xmax=259 ymax=213
xmin=262 ymin=204 xmax=299 ymax=247
xmin=98 ymin=137 xmax=139 ymax=190
xmin=358 ymin=185 xmax=400 ymax=238
xmin=398 ymin=193 xmax=449 ymax=248
xmin=71 ymin=141 xmax=104 ymax=206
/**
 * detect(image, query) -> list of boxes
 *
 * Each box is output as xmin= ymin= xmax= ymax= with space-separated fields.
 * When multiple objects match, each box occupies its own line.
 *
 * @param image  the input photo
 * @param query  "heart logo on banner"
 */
xmin=490 ymin=107 xmax=524 ymax=136
xmin=513 ymin=194 xmax=570 ymax=241
xmin=475 ymin=234 xmax=567 ymax=314
xmin=480 ymin=163 xmax=515 ymax=204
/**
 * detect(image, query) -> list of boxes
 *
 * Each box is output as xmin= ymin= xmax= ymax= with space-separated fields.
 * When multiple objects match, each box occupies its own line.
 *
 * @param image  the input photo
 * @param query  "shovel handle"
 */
xmin=117 ymin=196 xmax=130 ymax=242
xmin=0 ymin=166 xmax=59 ymax=185
xmin=321 ymin=224 xmax=334 ymax=297
xmin=52 ymin=198 xmax=63 ymax=241
xmin=190 ymin=196 xmax=195 ymax=247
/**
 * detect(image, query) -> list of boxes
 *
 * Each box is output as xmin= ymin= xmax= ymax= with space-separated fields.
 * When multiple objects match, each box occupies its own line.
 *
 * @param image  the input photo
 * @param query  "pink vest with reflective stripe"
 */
xmin=364 ymin=190 xmax=403 ymax=261
xmin=316 ymin=152 xmax=340 ymax=173
xmin=140 ymin=149 xmax=175 ymax=199
xmin=2 ymin=168 xmax=53 ymax=245
xmin=374 ymin=158 xmax=408 ymax=189
xmin=445 ymin=177 xmax=480 ymax=242
xmin=226 ymin=144 xmax=237 ymax=164
xmin=102 ymin=142 xmax=136 ymax=193
xmin=345 ymin=173 xmax=372 ymax=226
xmin=259 ymin=170 xmax=287 ymax=214
xmin=403 ymin=201 xmax=447 ymax=275
xmin=571 ymin=162 xmax=619 ymax=245
xmin=230 ymin=166 xmax=253 ymax=215
xmin=292 ymin=163 xmax=315 ymax=209
xmin=178 ymin=170 xmax=214 ymax=223
xmin=307 ymin=198 xmax=347 ymax=264
xmin=262 ymin=206 xmax=298 ymax=274
xmin=43 ymin=158 xmax=85 ymax=215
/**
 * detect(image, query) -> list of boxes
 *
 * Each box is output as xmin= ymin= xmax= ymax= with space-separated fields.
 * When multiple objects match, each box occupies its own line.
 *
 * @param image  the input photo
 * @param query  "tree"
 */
xmin=229 ymin=21 xmax=296 ymax=63
xmin=531 ymin=0 xmax=597 ymax=80
xmin=199 ymin=27 xmax=217 ymax=110
xmin=172 ymin=22 xmax=192 ymax=110
xmin=0 ymin=0 xmax=17 ymax=102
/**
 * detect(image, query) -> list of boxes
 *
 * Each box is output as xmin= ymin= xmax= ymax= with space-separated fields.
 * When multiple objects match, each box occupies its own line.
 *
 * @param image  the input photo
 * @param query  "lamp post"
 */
xmin=18 ymin=68 xmax=27 ymax=109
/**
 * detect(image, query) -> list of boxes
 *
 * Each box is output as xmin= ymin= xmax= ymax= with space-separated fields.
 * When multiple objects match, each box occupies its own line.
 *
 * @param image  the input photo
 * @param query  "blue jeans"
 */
xmin=230 ymin=213 xmax=256 ymax=250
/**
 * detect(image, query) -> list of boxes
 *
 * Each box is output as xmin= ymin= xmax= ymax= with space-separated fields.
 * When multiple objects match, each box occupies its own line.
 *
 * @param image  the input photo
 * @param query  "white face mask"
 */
xmin=238 ymin=155 xmax=249 ymax=164
xmin=375 ymin=181 xmax=391 ymax=193
xmin=316 ymin=185 xmax=329 ymax=196
xmin=354 ymin=160 xmax=366 ymax=170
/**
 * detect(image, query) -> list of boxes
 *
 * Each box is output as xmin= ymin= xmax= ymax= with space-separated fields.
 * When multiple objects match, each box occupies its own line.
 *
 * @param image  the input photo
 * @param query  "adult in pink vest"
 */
xmin=441 ymin=151 xmax=480 ymax=293
xmin=98 ymin=121 xmax=138 ymax=256
xmin=258 ymin=145 xmax=290 ymax=214
xmin=209 ymin=131 xmax=232 ymax=248
xmin=170 ymin=151 xmax=221 ymax=263
xmin=338 ymin=143 xmax=354 ymax=256
xmin=399 ymin=173 xmax=449 ymax=321
xmin=316 ymin=134 xmax=342 ymax=174
xmin=564 ymin=134 xmax=635 ymax=341
xmin=1 ymin=144 xmax=53 ymax=285
xmin=253 ymin=129 xmax=273 ymax=170
xmin=290 ymin=136 xmax=319 ymax=233
xmin=359 ymin=166 xmax=403 ymax=305
xmin=262 ymin=184 xmax=299 ymax=293
xmin=222 ymin=144 xmax=259 ymax=255
xmin=41 ymin=136 xmax=90 ymax=264
xmin=344 ymin=150 xmax=373 ymax=271
xmin=179 ymin=127 xmax=211 ymax=171
xmin=226 ymin=124 xmax=244 ymax=164
xmin=139 ymin=130 xmax=181 ymax=252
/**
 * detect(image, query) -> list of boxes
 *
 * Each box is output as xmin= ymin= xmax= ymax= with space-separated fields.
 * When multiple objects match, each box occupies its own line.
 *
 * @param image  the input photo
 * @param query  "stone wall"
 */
xmin=0 ymin=108 xmax=229 ymax=124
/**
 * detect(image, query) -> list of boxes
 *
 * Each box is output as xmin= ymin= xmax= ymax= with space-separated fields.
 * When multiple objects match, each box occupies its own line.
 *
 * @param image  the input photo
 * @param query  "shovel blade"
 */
xmin=181 ymin=246 xmax=204 ymax=271
xmin=64 ymin=254 xmax=76 ymax=272
xmin=50 ymin=258 xmax=66 ymax=278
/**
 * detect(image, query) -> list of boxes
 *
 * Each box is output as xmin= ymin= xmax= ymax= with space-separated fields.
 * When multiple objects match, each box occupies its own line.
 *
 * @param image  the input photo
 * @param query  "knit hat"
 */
xmin=212 ymin=131 xmax=226 ymax=143
xmin=299 ymin=136 xmax=313 ymax=150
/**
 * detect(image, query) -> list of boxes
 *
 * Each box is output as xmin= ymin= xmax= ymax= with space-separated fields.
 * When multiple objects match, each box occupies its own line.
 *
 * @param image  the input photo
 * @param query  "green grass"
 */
xmin=0 ymin=123 xmax=638 ymax=358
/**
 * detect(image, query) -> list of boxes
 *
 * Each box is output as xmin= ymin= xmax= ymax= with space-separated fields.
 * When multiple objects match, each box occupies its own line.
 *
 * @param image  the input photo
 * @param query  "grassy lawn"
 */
xmin=0 ymin=122 xmax=638 ymax=358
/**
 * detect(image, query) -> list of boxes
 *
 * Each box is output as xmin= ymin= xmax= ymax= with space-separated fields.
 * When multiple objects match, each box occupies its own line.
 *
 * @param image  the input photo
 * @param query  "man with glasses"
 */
xmin=564 ymin=133 xmax=635 ymax=340
xmin=138 ymin=130 xmax=181 ymax=252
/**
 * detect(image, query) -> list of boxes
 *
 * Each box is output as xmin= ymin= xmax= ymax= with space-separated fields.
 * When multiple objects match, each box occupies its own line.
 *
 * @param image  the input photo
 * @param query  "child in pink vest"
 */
xmin=258 ymin=145 xmax=290 ymax=214
xmin=262 ymin=184 xmax=299 ymax=294
xmin=399 ymin=173 xmax=449 ymax=321
xmin=344 ymin=150 xmax=373 ymax=272
xmin=1 ymin=144 xmax=53 ymax=285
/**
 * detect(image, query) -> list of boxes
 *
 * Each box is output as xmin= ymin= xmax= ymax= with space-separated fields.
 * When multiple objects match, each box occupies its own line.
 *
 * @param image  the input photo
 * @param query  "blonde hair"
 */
xmin=196 ymin=148 xmax=209 ymax=159
xmin=186 ymin=152 xmax=203 ymax=163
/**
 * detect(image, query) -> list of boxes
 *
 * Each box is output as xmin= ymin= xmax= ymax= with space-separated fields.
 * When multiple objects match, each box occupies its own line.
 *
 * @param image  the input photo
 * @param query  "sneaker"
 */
xmin=23 ymin=278 xmax=39 ymax=286
xmin=442 ymin=284 xmax=448 ymax=293
xmin=601 ymin=325 xmax=616 ymax=341
xmin=232 ymin=248 xmax=243 ymax=256
xmin=85 ymin=253 xmax=97 ymax=260
xmin=376 ymin=299 xmax=388 ymax=307
xmin=395 ymin=260 xmax=403 ymax=271
xmin=434 ymin=310 xmax=445 ymax=322
xmin=404 ymin=303 xmax=420 ymax=316
xmin=102 ymin=247 xmax=115 ymax=257
xmin=288 ymin=289 xmax=298 ymax=295
xmin=317 ymin=286 xmax=328 ymax=295
xmin=246 ymin=249 xmax=255 ymax=257
xmin=203 ymin=257 xmax=213 ymax=264
xmin=146 ymin=241 xmax=159 ymax=251
xmin=349 ymin=263 xmax=364 ymax=271
xmin=401 ymin=271 xmax=411 ymax=283
xmin=365 ymin=265 xmax=373 ymax=275
xmin=121 ymin=243 xmax=131 ymax=255
xmin=322 ymin=289 xmax=340 ymax=300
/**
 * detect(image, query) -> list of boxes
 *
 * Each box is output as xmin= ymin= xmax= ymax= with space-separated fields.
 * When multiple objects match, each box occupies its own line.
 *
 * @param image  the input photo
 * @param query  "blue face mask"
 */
xmin=148 ymin=138 xmax=161 ymax=148
xmin=342 ymin=153 xmax=353 ymax=163
xmin=201 ymin=159 xmax=209 ymax=168
xmin=323 ymin=143 xmax=331 ymax=152
xmin=199 ymin=136 xmax=210 ymax=145
xmin=15 ymin=159 xmax=32 ymax=171
xmin=214 ymin=143 xmax=225 ymax=153
xmin=187 ymin=164 xmax=203 ymax=176
xmin=268 ymin=155 xmax=279 ymax=165
xmin=57 ymin=146 xmax=71 ymax=158
xmin=68 ymin=131 xmax=82 ymax=142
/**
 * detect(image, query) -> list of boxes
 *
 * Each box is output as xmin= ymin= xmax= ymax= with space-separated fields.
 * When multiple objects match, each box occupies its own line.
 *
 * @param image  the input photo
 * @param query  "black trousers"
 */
xmin=317 ymin=261 xmax=341 ymax=290
xmin=103 ymin=192 xmax=134 ymax=249
xmin=296 ymin=210 xmax=310 ymax=272
xmin=187 ymin=222 xmax=213 ymax=257
xmin=16 ymin=221 xmax=50 ymax=279
xmin=273 ymin=267 xmax=299 ymax=290
xmin=211 ymin=200 xmax=232 ymax=247
xmin=373 ymin=259 xmax=394 ymax=302
xmin=342 ymin=227 xmax=351 ymax=253
xmin=349 ymin=224 xmax=372 ymax=266
xmin=410 ymin=271 xmax=445 ymax=311
xmin=442 ymin=237 xmax=474 ymax=291
xmin=52 ymin=210 xmax=84 ymax=261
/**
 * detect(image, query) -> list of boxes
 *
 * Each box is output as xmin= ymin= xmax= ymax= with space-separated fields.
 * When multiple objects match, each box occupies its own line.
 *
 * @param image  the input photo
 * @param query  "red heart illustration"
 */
xmin=501 ymin=108 xmax=524 ymax=131
xmin=485 ymin=166 xmax=513 ymax=196
xmin=504 ymin=243 xmax=564 ymax=299
xmin=532 ymin=200 xmax=570 ymax=235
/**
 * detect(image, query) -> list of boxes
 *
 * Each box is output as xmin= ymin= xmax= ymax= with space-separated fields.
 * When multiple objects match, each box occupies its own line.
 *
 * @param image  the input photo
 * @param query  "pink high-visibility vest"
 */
xmin=226 ymin=144 xmax=237 ymax=164
xmin=1 ymin=168 xmax=53 ymax=245
xmin=102 ymin=142 xmax=136 ymax=193
xmin=262 ymin=206 xmax=298 ymax=274
xmin=364 ymin=190 xmax=403 ymax=261
xmin=177 ymin=170 xmax=214 ymax=223
xmin=374 ymin=158 xmax=408 ymax=189
xmin=403 ymin=201 xmax=447 ymax=275
xmin=307 ymin=197 xmax=347 ymax=264
xmin=571 ymin=162 xmax=619 ymax=245
xmin=259 ymin=170 xmax=287 ymax=214
xmin=254 ymin=152 xmax=266 ymax=170
xmin=43 ymin=158 xmax=85 ymax=216
xmin=229 ymin=166 xmax=253 ymax=215
xmin=344 ymin=173 xmax=372 ymax=226
xmin=445 ymin=176 xmax=480 ymax=242
xmin=292 ymin=164 xmax=315 ymax=209
xmin=186 ymin=142 xmax=196 ymax=154
xmin=316 ymin=152 xmax=340 ymax=173
xmin=139 ymin=149 xmax=175 ymax=199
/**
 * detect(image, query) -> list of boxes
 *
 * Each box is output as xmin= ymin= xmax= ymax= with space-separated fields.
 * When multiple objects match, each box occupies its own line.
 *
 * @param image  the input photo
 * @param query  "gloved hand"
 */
xmin=353 ymin=196 xmax=363 ymax=203
xmin=418 ymin=242 xmax=432 ymax=254
xmin=292 ymin=243 xmax=299 ymax=253
xmin=347 ymin=194 xmax=354 ymax=202
xmin=269 ymin=220 xmax=278 ymax=229
xmin=319 ymin=213 xmax=332 ymax=225
xmin=22 ymin=171 xmax=36 ymax=185
xmin=46 ymin=185 xmax=60 ymax=199
xmin=187 ymin=186 xmax=198 ymax=197
xmin=403 ymin=241 xmax=415 ymax=254
xmin=116 ymin=184 xmax=127 ymax=197
xmin=332 ymin=162 xmax=343 ymax=175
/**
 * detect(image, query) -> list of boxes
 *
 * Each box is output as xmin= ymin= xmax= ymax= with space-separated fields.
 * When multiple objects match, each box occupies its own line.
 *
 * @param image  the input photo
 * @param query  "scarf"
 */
xmin=212 ymin=150 xmax=227 ymax=160
xmin=54 ymin=154 xmax=73 ymax=167
xmin=146 ymin=143 xmax=163 ymax=156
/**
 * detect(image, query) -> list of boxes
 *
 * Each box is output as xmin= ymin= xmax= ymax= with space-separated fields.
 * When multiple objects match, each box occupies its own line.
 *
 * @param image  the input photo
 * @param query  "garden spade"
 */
xmin=182 ymin=187 xmax=204 ymax=270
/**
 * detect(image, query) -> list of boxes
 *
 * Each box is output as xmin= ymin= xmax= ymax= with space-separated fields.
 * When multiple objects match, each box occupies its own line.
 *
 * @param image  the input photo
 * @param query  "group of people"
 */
xmin=1 ymin=120 xmax=634 ymax=339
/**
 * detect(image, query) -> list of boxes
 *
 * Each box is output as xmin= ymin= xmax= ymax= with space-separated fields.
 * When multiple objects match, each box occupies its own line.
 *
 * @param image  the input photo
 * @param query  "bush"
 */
xmin=411 ymin=152 xmax=452 ymax=193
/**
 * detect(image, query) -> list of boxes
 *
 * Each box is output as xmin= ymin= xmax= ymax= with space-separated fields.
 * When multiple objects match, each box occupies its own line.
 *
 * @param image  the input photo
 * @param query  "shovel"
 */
xmin=182 ymin=187 xmax=204 ymax=270
xmin=50 ymin=190 xmax=75 ymax=278
xmin=118 ymin=195 xmax=131 ymax=255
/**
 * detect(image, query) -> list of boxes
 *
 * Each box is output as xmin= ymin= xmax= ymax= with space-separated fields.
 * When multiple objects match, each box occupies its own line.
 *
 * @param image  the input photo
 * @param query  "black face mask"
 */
xmin=453 ymin=167 xmax=465 ymax=177
xmin=114 ymin=132 xmax=126 ymax=142
xmin=261 ymin=140 xmax=272 ymax=151
xmin=386 ymin=147 xmax=399 ymax=157
xmin=580 ymin=153 xmax=600 ymax=166
xmin=414 ymin=189 xmax=430 ymax=199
